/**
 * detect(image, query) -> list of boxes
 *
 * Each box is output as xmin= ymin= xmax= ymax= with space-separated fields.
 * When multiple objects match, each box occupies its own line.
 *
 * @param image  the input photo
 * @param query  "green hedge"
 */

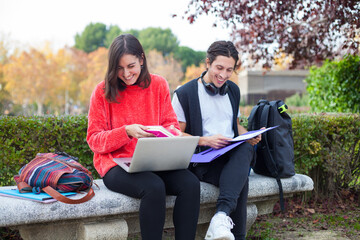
xmin=1 ymin=114 xmax=359 ymax=197
xmin=0 ymin=115 xmax=97 ymax=186
xmin=292 ymin=113 xmax=360 ymax=195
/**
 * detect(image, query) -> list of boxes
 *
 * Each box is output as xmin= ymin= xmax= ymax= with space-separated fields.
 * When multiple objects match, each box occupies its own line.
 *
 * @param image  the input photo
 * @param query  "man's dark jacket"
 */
xmin=175 ymin=78 xmax=241 ymax=141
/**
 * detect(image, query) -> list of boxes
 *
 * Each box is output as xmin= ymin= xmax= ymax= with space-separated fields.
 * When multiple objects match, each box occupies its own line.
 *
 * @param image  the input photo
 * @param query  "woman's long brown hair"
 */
xmin=104 ymin=34 xmax=151 ymax=103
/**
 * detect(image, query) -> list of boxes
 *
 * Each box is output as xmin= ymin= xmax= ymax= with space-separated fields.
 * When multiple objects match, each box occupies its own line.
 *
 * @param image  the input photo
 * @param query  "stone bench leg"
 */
xmin=17 ymin=218 xmax=128 ymax=240
xmin=79 ymin=219 xmax=128 ymax=240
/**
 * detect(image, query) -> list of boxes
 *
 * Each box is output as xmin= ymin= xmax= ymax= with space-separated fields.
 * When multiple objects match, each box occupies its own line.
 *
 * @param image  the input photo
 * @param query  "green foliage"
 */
xmin=305 ymin=55 xmax=360 ymax=113
xmin=243 ymin=112 xmax=359 ymax=196
xmin=73 ymin=22 xmax=204 ymax=73
xmin=0 ymin=115 xmax=96 ymax=186
xmin=285 ymin=92 xmax=309 ymax=107
xmin=138 ymin=27 xmax=179 ymax=56
xmin=173 ymin=46 xmax=206 ymax=71
xmin=104 ymin=25 xmax=122 ymax=48
xmin=75 ymin=22 xmax=108 ymax=53
xmin=1 ymin=114 xmax=359 ymax=200
xmin=123 ymin=29 xmax=140 ymax=39
xmin=292 ymin=113 xmax=360 ymax=196
xmin=0 ymin=70 xmax=11 ymax=115
xmin=247 ymin=193 xmax=360 ymax=239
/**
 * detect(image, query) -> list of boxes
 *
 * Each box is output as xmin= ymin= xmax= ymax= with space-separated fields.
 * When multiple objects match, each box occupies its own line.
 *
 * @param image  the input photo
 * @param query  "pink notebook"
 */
xmin=145 ymin=126 xmax=175 ymax=137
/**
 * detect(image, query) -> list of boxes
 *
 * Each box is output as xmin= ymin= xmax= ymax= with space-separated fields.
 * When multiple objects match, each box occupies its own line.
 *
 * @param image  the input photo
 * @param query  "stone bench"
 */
xmin=0 ymin=171 xmax=313 ymax=240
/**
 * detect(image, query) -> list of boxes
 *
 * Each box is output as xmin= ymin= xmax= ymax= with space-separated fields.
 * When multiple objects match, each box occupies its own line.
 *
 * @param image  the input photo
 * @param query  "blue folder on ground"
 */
xmin=0 ymin=189 xmax=76 ymax=203
xmin=190 ymin=126 xmax=278 ymax=163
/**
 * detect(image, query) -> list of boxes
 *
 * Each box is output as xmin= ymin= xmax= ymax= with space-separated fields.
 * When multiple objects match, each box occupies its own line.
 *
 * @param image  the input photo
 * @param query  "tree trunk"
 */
xmin=36 ymin=100 xmax=43 ymax=116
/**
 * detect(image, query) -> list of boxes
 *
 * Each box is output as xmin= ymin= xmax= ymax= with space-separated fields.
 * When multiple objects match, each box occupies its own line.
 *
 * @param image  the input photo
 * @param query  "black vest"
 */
xmin=175 ymin=78 xmax=241 ymax=139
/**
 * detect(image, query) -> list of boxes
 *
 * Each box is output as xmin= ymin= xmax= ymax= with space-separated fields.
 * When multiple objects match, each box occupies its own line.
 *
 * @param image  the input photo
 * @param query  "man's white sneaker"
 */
xmin=204 ymin=212 xmax=235 ymax=240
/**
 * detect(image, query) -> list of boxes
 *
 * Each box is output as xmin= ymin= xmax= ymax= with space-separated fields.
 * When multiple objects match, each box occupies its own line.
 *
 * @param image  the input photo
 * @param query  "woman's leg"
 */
xmin=155 ymin=169 xmax=200 ymax=240
xmin=103 ymin=166 xmax=166 ymax=240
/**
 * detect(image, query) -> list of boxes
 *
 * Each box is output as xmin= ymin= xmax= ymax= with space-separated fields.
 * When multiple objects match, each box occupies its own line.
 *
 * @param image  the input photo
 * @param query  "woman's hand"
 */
xmin=168 ymin=125 xmax=182 ymax=136
xmin=125 ymin=124 xmax=154 ymax=139
xmin=200 ymin=134 xmax=232 ymax=149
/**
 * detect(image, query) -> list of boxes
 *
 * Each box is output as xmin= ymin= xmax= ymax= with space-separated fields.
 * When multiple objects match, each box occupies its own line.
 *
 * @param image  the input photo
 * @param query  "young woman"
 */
xmin=87 ymin=34 xmax=200 ymax=240
xmin=172 ymin=41 xmax=262 ymax=240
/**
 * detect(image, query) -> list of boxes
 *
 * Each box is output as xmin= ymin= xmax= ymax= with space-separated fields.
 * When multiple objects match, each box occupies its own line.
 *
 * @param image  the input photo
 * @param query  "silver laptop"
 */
xmin=113 ymin=136 xmax=200 ymax=173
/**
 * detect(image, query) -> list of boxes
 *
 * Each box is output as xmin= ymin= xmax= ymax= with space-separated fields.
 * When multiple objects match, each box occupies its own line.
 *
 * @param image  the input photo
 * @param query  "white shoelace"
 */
xmin=221 ymin=215 xmax=235 ymax=229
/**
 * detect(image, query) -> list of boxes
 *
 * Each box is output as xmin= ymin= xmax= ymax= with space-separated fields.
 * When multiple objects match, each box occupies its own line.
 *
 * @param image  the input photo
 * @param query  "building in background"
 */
xmin=238 ymin=70 xmax=308 ymax=105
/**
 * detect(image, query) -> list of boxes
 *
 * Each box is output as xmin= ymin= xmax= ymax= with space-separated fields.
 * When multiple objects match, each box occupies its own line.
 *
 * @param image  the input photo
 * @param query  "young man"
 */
xmin=172 ymin=41 xmax=261 ymax=240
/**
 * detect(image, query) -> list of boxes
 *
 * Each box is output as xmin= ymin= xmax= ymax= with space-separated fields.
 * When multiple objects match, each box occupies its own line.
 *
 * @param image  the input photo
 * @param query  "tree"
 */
xmin=174 ymin=46 xmax=206 ymax=71
xmin=147 ymin=50 xmax=184 ymax=93
xmin=138 ymin=27 xmax=179 ymax=56
xmin=74 ymin=23 xmax=180 ymax=57
xmin=75 ymin=22 xmax=107 ymax=53
xmin=104 ymin=25 xmax=122 ymax=48
xmin=124 ymin=29 xmax=140 ymax=39
xmin=4 ymin=48 xmax=59 ymax=115
xmin=182 ymin=62 xmax=239 ymax=86
xmin=272 ymin=50 xmax=294 ymax=71
xmin=305 ymin=55 xmax=360 ymax=113
xmin=79 ymin=47 xmax=108 ymax=108
xmin=183 ymin=63 xmax=206 ymax=84
xmin=183 ymin=0 xmax=360 ymax=69
xmin=0 ymin=35 xmax=12 ymax=114
xmin=54 ymin=47 xmax=89 ymax=114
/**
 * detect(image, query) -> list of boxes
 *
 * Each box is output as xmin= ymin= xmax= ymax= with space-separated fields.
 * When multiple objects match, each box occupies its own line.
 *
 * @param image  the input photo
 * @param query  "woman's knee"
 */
xmin=142 ymin=176 xmax=166 ymax=198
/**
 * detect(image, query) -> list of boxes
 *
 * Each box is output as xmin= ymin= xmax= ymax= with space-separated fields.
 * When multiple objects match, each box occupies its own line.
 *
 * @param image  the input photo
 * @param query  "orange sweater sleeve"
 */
xmin=86 ymin=82 xmax=132 ymax=154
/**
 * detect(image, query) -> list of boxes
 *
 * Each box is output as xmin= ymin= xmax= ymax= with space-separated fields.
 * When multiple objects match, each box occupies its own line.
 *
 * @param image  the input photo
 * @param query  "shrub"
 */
xmin=292 ymin=113 xmax=360 ymax=196
xmin=285 ymin=92 xmax=310 ymax=107
xmin=305 ymin=55 xmax=360 ymax=113
xmin=0 ymin=115 xmax=96 ymax=186
xmin=1 ymin=114 xmax=359 ymax=199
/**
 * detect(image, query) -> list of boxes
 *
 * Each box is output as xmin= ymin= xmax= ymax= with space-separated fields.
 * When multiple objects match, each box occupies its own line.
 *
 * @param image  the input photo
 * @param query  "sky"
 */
xmin=0 ymin=0 xmax=231 ymax=52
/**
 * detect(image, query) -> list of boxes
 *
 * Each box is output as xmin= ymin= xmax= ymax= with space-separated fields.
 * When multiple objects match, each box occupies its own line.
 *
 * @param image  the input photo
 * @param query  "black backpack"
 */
xmin=247 ymin=99 xmax=295 ymax=211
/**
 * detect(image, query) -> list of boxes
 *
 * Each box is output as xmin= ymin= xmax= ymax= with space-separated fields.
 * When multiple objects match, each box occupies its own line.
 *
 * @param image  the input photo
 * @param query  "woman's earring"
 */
xmin=141 ymin=65 xmax=143 ymax=69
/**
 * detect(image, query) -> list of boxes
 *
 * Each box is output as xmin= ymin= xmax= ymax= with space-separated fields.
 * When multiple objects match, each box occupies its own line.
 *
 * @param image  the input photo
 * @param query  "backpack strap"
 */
xmin=15 ymin=181 xmax=95 ymax=204
xmin=247 ymin=104 xmax=260 ymax=131
xmin=260 ymin=104 xmax=285 ymax=212
xmin=248 ymin=99 xmax=266 ymax=130
xmin=259 ymin=103 xmax=269 ymax=129
xmin=43 ymin=186 xmax=95 ymax=204
xmin=276 ymin=178 xmax=285 ymax=212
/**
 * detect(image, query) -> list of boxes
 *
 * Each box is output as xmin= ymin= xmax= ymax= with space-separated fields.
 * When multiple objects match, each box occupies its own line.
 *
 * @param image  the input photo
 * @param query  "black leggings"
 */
xmin=103 ymin=166 xmax=200 ymax=240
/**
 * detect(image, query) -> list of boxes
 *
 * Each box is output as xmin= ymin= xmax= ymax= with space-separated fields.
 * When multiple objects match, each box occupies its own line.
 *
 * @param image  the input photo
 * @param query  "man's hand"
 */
xmin=200 ymin=134 xmax=232 ymax=149
xmin=125 ymin=124 xmax=154 ymax=139
xmin=246 ymin=127 xmax=265 ymax=146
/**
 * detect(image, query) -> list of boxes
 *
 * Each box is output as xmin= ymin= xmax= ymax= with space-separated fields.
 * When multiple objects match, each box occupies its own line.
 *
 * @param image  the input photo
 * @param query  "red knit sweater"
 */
xmin=87 ymin=74 xmax=180 ymax=177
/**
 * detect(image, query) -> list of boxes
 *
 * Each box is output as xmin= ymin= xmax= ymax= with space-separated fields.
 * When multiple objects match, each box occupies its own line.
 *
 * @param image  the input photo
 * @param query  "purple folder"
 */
xmin=190 ymin=126 xmax=278 ymax=163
